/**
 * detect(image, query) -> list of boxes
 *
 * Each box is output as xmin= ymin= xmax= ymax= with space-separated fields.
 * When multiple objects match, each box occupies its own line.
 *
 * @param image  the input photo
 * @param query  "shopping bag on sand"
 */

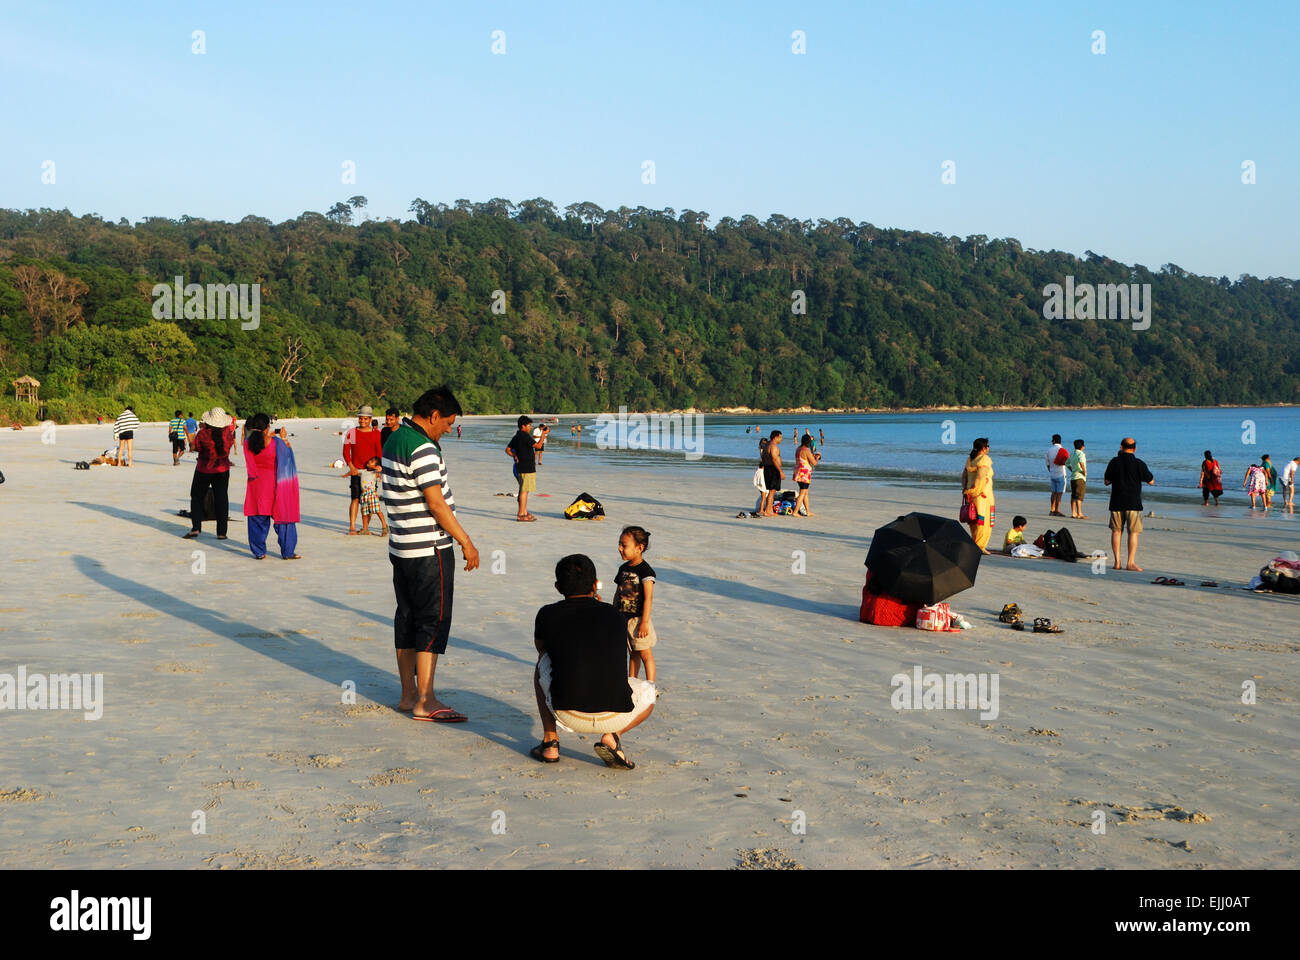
xmin=916 ymin=603 xmax=952 ymax=631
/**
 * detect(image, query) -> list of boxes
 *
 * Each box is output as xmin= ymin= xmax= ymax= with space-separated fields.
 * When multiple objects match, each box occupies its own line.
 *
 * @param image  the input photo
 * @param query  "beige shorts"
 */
xmin=1109 ymin=510 xmax=1142 ymax=533
xmin=537 ymin=654 xmax=656 ymax=734
xmin=518 ymin=471 xmax=536 ymax=493
xmin=626 ymin=616 xmax=657 ymax=651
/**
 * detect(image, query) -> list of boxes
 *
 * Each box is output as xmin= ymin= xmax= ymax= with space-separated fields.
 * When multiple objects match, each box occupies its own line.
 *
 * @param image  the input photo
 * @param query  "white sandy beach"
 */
xmin=0 ymin=418 xmax=1297 ymax=869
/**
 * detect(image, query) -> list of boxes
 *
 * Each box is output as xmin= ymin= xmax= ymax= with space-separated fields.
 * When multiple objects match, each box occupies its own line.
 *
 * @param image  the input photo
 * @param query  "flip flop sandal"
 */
xmin=1200 ymin=581 xmax=1219 ymax=587
xmin=1151 ymin=576 xmax=1169 ymax=584
xmin=1165 ymin=578 xmax=1185 ymax=586
xmin=530 ymin=739 xmax=561 ymax=763
xmin=736 ymin=512 xmax=748 ymax=518
xmin=593 ymin=732 xmax=635 ymax=769
xmin=413 ymin=708 xmax=468 ymax=723
xmin=1033 ymin=618 xmax=1064 ymax=633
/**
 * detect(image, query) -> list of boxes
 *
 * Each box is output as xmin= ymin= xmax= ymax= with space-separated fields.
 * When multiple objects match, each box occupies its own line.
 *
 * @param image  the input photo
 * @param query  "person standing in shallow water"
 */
xmin=961 ymin=438 xmax=995 ymax=554
xmin=1199 ymin=450 xmax=1223 ymax=506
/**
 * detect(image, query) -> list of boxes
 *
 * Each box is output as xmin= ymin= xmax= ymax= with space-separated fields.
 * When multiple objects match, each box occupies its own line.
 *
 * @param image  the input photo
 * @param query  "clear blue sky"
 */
xmin=3 ymin=0 xmax=1295 ymax=278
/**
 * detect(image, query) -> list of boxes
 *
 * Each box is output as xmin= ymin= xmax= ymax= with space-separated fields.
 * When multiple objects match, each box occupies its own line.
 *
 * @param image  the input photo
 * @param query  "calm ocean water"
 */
xmin=465 ymin=407 xmax=1300 ymax=518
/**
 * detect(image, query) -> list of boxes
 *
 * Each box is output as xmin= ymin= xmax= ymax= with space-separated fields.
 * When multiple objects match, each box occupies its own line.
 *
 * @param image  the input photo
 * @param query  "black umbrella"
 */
xmin=865 ymin=512 xmax=982 ymax=605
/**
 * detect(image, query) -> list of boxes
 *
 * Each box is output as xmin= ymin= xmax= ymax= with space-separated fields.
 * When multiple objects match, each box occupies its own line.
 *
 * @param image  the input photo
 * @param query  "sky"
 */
xmin=2 ymin=0 xmax=1296 ymax=279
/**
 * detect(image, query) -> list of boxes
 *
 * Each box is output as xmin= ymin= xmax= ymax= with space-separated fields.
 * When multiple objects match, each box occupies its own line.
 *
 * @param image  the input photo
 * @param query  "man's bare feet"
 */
xmin=396 ymin=699 xmax=415 ymax=712
xmin=1128 ymin=564 xmax=1144 ymax=572
xmin=346 ymin=529 xmax=360 ymax=535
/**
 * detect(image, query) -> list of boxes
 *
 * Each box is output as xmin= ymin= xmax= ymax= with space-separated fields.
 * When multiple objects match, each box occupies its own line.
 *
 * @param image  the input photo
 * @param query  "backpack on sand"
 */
xmin=564 ymin=492 xmax=606 ymax=520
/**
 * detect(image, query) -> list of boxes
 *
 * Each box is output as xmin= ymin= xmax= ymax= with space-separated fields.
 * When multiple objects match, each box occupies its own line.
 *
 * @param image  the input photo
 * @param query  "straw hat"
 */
xmin=203 ymin=407 xmax=234 ymax=428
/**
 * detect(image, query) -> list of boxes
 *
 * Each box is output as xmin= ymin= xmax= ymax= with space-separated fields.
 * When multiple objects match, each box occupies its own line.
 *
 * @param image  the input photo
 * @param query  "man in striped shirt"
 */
xmin=382 ymin=386 xmax=479 ymax=722
xmin=114 ymin=406 xmax=141 ymax=467
xmin=168 ymin=410 xmax=186 ymax=465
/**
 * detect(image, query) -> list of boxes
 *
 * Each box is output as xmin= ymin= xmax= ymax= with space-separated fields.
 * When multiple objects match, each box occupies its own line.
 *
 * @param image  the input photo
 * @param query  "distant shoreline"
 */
xmin=9 ymin=401 xmax=1297 ymax=429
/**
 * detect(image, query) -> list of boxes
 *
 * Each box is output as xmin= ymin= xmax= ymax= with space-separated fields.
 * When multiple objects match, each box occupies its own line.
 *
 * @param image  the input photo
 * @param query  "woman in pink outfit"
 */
xmin=243 ymin=413 xmax=301 ymax=559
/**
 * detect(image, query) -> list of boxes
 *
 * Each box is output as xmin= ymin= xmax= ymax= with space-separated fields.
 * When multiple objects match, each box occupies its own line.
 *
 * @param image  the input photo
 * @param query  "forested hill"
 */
xmin=1 ymin=200 xmax=1298 ymax=423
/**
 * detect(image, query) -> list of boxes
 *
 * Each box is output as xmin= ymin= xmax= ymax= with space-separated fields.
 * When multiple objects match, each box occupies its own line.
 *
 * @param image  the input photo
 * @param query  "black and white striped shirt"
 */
xmin=382 ymin=418 xmax=455 ymax=557
xmin=114 ymin=409 xmax=141 ymax=439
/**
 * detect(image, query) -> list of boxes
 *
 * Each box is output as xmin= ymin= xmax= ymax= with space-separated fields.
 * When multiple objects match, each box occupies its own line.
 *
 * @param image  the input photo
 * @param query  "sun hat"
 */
xmin=204 ymin=407 xmax=234 ymax=428
xmin=357 ymin=405 xmax=374 ymax=418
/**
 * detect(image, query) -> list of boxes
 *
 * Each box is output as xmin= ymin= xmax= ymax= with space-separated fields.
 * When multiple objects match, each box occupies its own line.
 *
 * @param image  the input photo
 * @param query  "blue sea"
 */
xmin=465 ymin=407 xmax=1300 ymax=518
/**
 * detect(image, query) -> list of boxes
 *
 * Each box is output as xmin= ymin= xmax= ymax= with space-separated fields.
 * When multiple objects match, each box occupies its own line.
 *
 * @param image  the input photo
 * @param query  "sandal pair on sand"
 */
xmin=1000 ymin=603 xmax=1063 ymax=633
xmin=1151 ymin=576 xmax=1220 ymax=587
xmin=530 ymin=732 xmax=634 ymax=769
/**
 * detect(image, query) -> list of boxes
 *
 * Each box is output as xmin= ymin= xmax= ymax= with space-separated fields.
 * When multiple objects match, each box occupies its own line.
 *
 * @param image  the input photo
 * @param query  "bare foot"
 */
xmin=1128 ymin=564 xmax=1144 ymax=572
xmin=396 ymin=699 xmax=415 ymax=712
xmin=346 ymin=529 xmax=360 ymax=536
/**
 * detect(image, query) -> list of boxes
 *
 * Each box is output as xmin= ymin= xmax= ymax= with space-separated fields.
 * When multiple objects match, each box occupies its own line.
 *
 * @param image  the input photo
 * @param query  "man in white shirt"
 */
xmin=1046 ymin=433 xmax=1069 ymax=517
xmin=1282 ymin=456 xmax=1300 ymax=510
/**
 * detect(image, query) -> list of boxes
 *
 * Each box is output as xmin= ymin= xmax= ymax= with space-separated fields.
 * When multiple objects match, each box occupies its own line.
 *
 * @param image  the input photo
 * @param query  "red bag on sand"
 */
xmin=859 ymin=572 xmax=922 ymax=627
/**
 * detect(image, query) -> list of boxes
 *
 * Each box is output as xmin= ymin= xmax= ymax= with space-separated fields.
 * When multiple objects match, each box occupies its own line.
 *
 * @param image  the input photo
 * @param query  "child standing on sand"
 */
xmin=614 ymin=526 xmax=657 ymax=684
xmin=351 ymin=456 xmax=389 ymax=535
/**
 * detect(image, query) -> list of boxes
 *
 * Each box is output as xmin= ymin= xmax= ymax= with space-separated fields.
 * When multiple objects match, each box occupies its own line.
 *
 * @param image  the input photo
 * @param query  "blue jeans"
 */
xmin=247 ymin=516 xmax=298 ymax=559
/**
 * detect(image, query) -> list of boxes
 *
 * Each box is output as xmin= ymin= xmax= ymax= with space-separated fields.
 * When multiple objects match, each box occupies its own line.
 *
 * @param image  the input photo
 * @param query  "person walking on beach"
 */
xmin=614 ymin=526 xmax=657 ymax=684
xmin=1103 ymin=437 xmax=1155 ymax=572
xmin=382 ymin=387 xmax=479 ymax=722
xmin=1046 ymin=434 xmax=1069 ymax=516
xmin=961 ymin=438 xmax=995 ymax=554
xmin=184 ymin=412 xmax=198 ymax=452
xmin=343 ymin=405 xmax=383 ymax=534
xmin=1281 ymin=456 xmax=1300 ymax=511
xmin=1066 ymin=439 xmax=1087 ymax=519
xmin=531 ymin=554 xmax=656 ymax=768
xmin=760 ymin=430 xmax=784 ymax=516
xmin=168 ymin=410 xmax=186 ymax=466
xmin=507 ymin=415 xmax=542 ymax=521
xmin=113 ymin=405 xmax=140 ymax=467
xmin=1243 ymin=461 xmax=1266 ymax=510
xmin=184 ymin=408 xmax=235 ymax=540
xmin=793 ymin=433 xmax=820 ymax=517
xmin=1199 ymin=450 xmax=1223 ymax=506
xmin=242 ymin=412 xmax=301 ymax=559
xmin=1261 ymin=454 xmax=1279 ymax=510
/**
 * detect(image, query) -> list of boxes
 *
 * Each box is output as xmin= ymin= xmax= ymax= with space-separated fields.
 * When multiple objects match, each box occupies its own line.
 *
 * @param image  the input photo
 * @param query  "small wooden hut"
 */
xmin=12 ymin=375 xmax=40 ymax=404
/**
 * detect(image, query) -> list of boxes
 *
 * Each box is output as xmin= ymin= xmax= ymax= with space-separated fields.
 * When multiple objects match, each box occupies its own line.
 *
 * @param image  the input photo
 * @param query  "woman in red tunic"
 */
xmin=242 ymin=413 xmax=302 ymax=559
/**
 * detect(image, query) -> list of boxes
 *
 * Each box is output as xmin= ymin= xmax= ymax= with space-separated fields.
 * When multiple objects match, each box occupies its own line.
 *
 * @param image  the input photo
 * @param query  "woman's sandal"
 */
xmin=1033 ymin=617 xmax=1064 ymax=633
xmin=530 ymin=739 xmax=561 ymax=763
xmin=593 ymin=732 xmax=635 ymax=770
xmin=998 ymin=603 xmax=1023 ymax=624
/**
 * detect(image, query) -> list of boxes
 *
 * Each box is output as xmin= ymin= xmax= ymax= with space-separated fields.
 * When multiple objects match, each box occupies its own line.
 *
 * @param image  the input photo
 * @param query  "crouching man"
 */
xmin=532 ymin=554 xmax=655 ymax=769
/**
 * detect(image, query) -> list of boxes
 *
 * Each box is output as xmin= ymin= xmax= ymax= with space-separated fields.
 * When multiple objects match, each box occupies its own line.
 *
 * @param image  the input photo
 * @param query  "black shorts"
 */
xmin=349 ymin=473 xmax=362 ymax=501
xmin=797 ymin=481 xmax=810 ymax=490
xmin=170 ymin=434 xmax=185 ymax=454
xmin=391 ymin=550 xmax=454 ymax=653
xmin=763 ymin=465 xmax=781 ymax=490
xmin=118 ymin=431 xmax=134 ymax=441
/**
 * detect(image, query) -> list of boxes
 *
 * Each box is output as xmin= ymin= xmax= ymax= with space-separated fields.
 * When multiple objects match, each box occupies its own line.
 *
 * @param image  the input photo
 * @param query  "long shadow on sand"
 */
xmin=308 ymin=595 xmax=534 ymax=666
xmin=658 ymin=567 xmax=861 ymax=621
xmin=68 ymin=501 xmax=251 ymax=556
xmin=71 ymin=554 xmax=538 ymax=755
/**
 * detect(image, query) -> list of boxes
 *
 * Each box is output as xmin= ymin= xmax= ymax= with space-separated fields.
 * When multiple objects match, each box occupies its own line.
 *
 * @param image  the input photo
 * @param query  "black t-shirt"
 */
xmin=1103 ymin=453 xmax=1154 ymax=511
xmin=536 ymin=597 xmax=634 ymax=713
xmin=381 ymin=425 xmax=394 ymax=446
xmin=614 ymin=560 xmax=656 ymax=618
xmin=509 ymin=430 xmax=537 ymax=473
